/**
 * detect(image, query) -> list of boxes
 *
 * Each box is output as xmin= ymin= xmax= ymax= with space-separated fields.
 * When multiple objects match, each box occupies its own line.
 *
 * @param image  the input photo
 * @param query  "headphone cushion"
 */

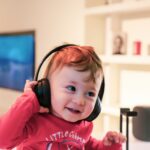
xmin=33 ymin=78 xmax=50 ymax=109
xmin=85 ymin=78 xmax=104 ymax=121
xmin=85 ymin=97 xmax=101 ymax=121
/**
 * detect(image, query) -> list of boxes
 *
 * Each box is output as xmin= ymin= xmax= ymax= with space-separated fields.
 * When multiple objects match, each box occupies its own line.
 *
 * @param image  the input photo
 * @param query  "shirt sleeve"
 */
xmin=0 ymin=90 xmax=40 ymax=149
xmin=85 ymin=136 xmax=122 ymax=150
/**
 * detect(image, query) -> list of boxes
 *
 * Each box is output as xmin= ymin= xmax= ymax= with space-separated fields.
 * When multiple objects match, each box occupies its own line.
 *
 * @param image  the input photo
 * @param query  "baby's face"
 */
xmin=49 ymin=66 xmax=102 ymax=122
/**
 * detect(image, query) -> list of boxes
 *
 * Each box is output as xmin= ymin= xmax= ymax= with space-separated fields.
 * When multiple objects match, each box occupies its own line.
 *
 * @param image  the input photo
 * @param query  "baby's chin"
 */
xmin=64 ymin=117 xmax=80 ymax=123
xmin=63 ymin=116 xmax=84 ymax=123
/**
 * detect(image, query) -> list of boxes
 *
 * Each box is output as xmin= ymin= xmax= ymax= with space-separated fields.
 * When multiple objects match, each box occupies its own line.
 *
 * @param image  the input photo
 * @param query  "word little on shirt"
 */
xmin=45 ymin=130 xmax=86 ymax=144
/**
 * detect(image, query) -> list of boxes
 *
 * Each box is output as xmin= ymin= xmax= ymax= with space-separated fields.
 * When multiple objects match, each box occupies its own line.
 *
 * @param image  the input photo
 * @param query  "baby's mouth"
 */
xmin=66 ymin=107 xmax=81 ymax=114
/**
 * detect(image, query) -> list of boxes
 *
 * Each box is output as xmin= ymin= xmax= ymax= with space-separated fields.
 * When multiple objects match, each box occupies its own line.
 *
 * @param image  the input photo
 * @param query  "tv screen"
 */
xmin=0 ymin=31 xmax=35 ymax=91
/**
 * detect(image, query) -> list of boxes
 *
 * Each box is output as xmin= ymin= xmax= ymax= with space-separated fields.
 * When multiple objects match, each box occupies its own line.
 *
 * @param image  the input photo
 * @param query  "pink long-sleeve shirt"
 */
xmin=0 ymin=91 xmax=122 ymax=150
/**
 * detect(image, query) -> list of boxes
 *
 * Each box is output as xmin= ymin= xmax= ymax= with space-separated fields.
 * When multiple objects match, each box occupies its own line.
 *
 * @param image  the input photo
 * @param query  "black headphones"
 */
xmin=33 ymin=44 xmax=105 ymax=121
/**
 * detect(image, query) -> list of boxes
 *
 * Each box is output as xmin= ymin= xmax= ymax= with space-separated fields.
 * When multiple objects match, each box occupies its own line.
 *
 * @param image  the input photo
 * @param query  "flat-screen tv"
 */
xmin=0 ymin=31 xmax=35 ymax=91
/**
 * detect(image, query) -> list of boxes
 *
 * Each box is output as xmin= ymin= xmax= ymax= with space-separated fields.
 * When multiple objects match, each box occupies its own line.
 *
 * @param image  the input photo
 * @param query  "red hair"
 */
xmin=44 ymin=45 xmax=103 ymax=82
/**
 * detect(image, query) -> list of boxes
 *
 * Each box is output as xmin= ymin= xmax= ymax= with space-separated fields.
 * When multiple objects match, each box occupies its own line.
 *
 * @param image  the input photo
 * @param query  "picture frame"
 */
xmin=112 ymin=32 xmax=127 ymax=55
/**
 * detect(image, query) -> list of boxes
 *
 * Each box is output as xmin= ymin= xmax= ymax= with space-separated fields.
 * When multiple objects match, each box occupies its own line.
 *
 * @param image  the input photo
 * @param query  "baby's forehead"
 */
xmin=83 ymin=72 xmax=101 ymax=82
xmin=81 ymin=69 xmax=102 ymax=82
xmin=72 ymin=69 xmax=102 ymax=89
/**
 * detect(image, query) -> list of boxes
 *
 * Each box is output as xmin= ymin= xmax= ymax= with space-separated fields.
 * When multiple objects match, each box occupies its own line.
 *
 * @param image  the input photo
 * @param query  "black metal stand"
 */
xmin=120 ymin=108 xmax=137 ymax=150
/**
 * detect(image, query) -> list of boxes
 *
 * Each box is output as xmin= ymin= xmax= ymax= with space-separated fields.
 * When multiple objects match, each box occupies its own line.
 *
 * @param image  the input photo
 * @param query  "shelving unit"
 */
xmin=85 ymin=0 xmax=150 ymax=15
xmin=100 ymin=55 xmax=150 ymax=65
xmin=84 ymin=0 xmax=150 ymax=146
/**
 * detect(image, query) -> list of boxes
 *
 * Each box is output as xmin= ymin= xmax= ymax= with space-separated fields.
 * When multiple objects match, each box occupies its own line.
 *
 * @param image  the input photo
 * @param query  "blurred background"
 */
xmin=0 ymin=0 xmax=150 ymax=149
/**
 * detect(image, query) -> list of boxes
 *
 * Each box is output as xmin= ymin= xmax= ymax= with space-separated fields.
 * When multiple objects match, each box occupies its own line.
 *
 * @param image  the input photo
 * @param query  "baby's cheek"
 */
xmin=85 ymin=102 xmax=95 ymax=115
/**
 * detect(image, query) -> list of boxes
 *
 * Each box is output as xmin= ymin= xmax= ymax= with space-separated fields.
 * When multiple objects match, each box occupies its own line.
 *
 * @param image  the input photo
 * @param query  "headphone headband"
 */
xmin=34 ymin=44 xmax=77 ymax=81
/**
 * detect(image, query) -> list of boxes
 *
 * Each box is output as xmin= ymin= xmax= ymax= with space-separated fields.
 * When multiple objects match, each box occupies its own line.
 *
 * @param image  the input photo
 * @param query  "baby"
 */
xmin=0 ymin=44 xmax=126 ymax=149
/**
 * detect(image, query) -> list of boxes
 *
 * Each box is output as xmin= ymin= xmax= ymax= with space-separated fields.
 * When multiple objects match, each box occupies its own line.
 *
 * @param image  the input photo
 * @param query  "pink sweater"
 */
xmin=0 ymin=91 xmax=122 ymax=150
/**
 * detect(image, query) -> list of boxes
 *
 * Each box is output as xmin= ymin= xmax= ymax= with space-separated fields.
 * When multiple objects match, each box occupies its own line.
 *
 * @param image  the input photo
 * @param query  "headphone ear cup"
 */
xmin=85 ymin=78 xmax=105 ymax=122
xmin=99 ymin=78 xmax=105 ymax=101
xmin=85 ymin=97 xmax=101 ymax=122
xmin=33 ymin=78 xmax=51 ymax=109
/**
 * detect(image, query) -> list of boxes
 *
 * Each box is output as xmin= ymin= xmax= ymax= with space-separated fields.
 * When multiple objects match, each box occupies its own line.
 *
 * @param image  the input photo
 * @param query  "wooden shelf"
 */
xmin=100 ymin=55 xmax=150 ymax=65
xmin=85 ymin=1 xmax=150 ymax=15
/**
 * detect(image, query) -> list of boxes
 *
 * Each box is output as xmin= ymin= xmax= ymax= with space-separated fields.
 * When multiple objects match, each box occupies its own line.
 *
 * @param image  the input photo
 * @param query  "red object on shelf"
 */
xmin=133 ymin=41 xmax=141 ymax=55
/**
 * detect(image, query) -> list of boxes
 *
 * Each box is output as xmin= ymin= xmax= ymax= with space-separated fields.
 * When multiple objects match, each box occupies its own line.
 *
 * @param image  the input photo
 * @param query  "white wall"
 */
xmin=0 ymin=0 xmax=84 ymax=114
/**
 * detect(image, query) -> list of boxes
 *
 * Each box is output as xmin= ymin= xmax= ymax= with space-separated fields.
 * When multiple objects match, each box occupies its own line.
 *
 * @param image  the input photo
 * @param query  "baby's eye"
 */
xmin=66 ymin=85 xmax=76 ymax=92
xmin=87 ymin=91 xmax=95 ymax=97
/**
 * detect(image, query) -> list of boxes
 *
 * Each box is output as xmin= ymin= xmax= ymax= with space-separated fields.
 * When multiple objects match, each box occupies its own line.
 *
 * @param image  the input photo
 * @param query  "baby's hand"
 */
xmin=103 ymin=131 xmax=126 ymax=146
xmin=24 ymin=80 xmax=49 ymax=113
xmin=24 ymin=80 xmax=37 ymax=92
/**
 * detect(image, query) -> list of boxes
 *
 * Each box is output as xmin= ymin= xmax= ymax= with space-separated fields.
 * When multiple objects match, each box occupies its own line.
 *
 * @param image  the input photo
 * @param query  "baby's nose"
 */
xmin=73 ymin=94 xmax=85 ymax=106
